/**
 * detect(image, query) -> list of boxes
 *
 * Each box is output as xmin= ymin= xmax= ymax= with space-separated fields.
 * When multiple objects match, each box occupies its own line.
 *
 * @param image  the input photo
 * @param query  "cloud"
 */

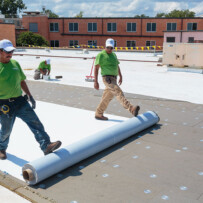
xmin=154 ymin=2 xmax=185 ymax=13
xmin=53 ymin=0 xmax=63 ymax=3
xmin=22 ymin=0 xmax=203 ymax=17
xmin=190 ymin=2 xmax=203 ymax=16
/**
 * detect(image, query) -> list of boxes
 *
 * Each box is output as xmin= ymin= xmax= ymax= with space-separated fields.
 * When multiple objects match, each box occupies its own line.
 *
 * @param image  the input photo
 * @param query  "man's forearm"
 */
xmin=21 ymin=80 xmax=31 ymax=96
xmin=94 ymin=65 xmax=99 ymax=82
xmin=118 ymin=66 xmax=122 ymax=78
xmin=39 ymin=68 xmax=44 ymax=74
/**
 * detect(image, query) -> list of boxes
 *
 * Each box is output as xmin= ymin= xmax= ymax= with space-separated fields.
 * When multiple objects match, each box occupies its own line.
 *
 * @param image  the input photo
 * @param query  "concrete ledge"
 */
xmin=0 ymin=171 xmax=54 ymax=203
xmin=167 ymin=67 xmax=203 ymax=74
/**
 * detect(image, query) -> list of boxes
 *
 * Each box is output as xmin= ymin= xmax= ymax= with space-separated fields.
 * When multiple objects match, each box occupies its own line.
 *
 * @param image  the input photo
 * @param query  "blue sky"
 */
xmin=23 ymin=0 xmax=203 ymax=17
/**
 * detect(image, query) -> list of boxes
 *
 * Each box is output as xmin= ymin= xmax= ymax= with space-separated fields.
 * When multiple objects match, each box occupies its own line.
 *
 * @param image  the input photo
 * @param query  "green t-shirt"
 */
xmin=0 ymin=59 xmax=26 ymax=99
xmin=95 ymin=50 xmax=120 ymax=76
xmin=38 ymin=61 xmax=51 ymax=71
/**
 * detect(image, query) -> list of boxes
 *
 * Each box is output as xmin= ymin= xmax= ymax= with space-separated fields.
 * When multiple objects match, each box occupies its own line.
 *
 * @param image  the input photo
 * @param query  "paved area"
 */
xmin=0 ymin=80 xmax=203 ymax=203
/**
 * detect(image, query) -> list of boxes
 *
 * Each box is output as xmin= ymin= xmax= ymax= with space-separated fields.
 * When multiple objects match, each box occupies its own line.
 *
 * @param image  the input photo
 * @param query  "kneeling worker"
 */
xmin=34 ymin=59 xmax=51 ymax=80
xmin=94 ymin=38 xmax=140 ymax=120
xmin=0 ymin=39 xmax=61 ymax=160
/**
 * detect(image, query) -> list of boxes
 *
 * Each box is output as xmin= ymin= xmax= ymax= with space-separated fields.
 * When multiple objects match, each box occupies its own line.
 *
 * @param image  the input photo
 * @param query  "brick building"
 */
xmin=4 ymin=12 xmax=203 ymax=48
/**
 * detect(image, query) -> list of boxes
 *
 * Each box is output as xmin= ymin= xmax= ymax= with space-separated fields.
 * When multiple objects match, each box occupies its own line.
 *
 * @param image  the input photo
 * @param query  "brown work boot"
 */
xmin=131 ymin=105 xmax=140 ymax=117
xmin=44 ymin=141 xmax=62 ymax=155
xmin=0 ymin=150 xmax=7 ymax=160
xmin=95 ymin=115 xmax=108 ymax=120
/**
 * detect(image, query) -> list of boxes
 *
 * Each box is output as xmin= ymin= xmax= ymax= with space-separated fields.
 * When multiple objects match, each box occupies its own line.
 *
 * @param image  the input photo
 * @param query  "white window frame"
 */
xmin=88 ymin=22 xmax=97 ymax=32
xmin=107 ymin=23 xmax=117 ymax=32
xmin=69 ymin=23 xmax=79 ymax=32
xmin=146 ymin=23 xmax=156 ymax=32
xmin=187 ymin=22 xmax=197 ymax=31
xmin=126 ymin=23 xmax=136 ymax=32
xmin=69 ymin=40 xmax=79 ymax=46
xmin=167 ymin=23 xmax=177 ymax=31
xmin=126 ymin=40 xmax=136 ymax=47
xmin=50 ymin=23 xmax=59 ymax=32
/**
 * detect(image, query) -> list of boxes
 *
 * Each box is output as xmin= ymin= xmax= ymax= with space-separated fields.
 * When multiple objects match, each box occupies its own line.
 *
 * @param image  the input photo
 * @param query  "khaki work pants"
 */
xmin=95 ymin=76 xmax=134 ymax=117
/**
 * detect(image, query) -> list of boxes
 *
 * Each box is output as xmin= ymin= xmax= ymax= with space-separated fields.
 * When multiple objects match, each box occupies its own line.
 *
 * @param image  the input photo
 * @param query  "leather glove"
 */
xmin=29 ymin=95 xmax=36 ymax=109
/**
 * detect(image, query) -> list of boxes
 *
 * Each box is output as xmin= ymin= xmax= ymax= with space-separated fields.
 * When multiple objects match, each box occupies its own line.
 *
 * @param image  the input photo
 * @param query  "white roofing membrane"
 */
xmin=14 ymin=48 xmax=203 ymax=104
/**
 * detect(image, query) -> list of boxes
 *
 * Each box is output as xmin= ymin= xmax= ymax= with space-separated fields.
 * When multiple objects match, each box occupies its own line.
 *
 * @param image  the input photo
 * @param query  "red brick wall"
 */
xmin=0 ymin=23 xmax=16 ymax=46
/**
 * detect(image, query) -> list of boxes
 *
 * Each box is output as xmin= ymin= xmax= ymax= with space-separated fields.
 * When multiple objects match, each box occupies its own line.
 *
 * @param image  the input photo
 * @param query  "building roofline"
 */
xmin=15 ymin=28 xmax=27 ymax=30
xmin=48 ymin=17 xmax=203 ymax=20
xmin=61 ymin=33 xmax=164 ymax=38
xmin=0 ymin=22 xmax=15 ymax=25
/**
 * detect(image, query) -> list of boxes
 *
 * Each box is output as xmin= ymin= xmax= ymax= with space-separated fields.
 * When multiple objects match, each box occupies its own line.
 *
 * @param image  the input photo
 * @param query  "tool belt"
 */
xmin=0 ymin=96 xmax=22 ymax=115
xmin=0 ymin=96 xmax=21 ymax=102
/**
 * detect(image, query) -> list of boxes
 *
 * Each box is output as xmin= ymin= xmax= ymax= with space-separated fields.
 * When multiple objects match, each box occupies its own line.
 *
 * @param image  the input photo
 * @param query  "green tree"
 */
xmin=0 ymin=0 xmax=26 ymax=18
xmin=134 ymin=14 xmax=149 ymax=18
xmin=45 ymin=9 xmax=59 ymax=18
xmin=17 ymin=31 xmax=49 ymax=47
xmin=75 ymin=11 xmax=83 ymax=18
xmin=155 ymin=12 xmax=165 ymax=18
xmin=155 ymin=9 xmax=195 ymax=18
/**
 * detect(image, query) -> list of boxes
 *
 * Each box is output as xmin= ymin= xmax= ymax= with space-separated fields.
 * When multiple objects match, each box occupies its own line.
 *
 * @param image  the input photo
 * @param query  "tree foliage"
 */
xmin=155 ymin=9 xmax=195 ymax=18
xmin=155 ymin=12 xmax=165 ymax=18
xmin=0 ymin=0 xmax=26 ymax=17
xmin=134 ymin=14 xmax=150 ymax=18
xmin=75 ymin=11 xmax=83 ymax=18
xmin=45 ymin=9 xmax=59 ymax=18
xmin=17 ymin=31 xmax=49 ymax=47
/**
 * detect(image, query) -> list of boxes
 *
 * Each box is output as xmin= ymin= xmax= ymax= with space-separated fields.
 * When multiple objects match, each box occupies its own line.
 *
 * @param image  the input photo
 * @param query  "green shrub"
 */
xmin=17 ymin=31 xmax=49 ymax=47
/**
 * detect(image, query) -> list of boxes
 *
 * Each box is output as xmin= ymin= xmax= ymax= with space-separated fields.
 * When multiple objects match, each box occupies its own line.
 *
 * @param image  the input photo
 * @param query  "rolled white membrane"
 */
xmin=22 ymin=111 xmax=159 ymax=185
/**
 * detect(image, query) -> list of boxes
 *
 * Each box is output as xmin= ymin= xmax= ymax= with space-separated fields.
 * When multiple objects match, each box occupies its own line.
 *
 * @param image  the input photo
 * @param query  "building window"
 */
xmin=50 ymin=40 xmax=59 ymax=47
xmin=29 ymin=23 xmax=38 ymax=32
xmin=167 ymin=23 xmax=177 ymax=31
xmin=69 ymin=40 xmax=78 ymax=46
xmin=147 ymin=23 xmax=156 ymax=32
xmin=127 ymin=41 xmax=136 ymax=47
xmin=166 ymin=37 xmax=175 ymax=43
xmin=187 ymin=23 xmax=197 ymax=31
xmin=127 ymin=23 xmax=136 ymax=32
xmin=88 ymin=40 xmax=97 ymax=46
xmin=146 ymin=40 xmax=156 ymax=49
xmin=88 ymin=23 xmax=97 ymax=32
xmin=107 ymin=23 xmax=117 ymax=32
xmin=69 ymin=23 xmax=78 ymax=32
xmin=188 ymin=37 xmax=194 ymax=43
xmin=50 ymin=23 xmax=59 ymax=32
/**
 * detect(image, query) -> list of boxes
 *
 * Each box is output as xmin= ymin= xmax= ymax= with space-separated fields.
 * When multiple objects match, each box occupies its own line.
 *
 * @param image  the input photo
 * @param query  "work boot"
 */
xmin=131 ymin=105 xmax=140 ymax=117
xmin=44 ymin=141 xmax=62 ymax=155
xmin=0 ymin=150 xmax=7 ymax=160
xmin=95 ymin=115 xmax=108 ymax=120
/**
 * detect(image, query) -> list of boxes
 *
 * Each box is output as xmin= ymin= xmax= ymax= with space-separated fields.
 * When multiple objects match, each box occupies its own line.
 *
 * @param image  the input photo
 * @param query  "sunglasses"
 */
xmin=106 ymin=47 xmax=113 ymax=50
xmin=3 ymin=49 xmax=14 ymax=54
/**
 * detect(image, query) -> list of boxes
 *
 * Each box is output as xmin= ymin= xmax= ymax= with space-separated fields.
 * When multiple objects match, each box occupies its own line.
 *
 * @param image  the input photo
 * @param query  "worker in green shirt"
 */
xmin=34 ymin=59 xmax=51 ymax=80
xmin=94 ymin=38 xmax=140 ymax=120
xmin=0 ymin=39 xmax=61 ymax=160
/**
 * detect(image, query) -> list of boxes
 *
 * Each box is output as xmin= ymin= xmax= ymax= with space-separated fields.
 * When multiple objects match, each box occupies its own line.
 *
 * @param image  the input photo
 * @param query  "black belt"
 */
xmin=103 ymin=75 xmax=117 ymax=78
xmin=0 ymin=96 xmax=21 ymax=102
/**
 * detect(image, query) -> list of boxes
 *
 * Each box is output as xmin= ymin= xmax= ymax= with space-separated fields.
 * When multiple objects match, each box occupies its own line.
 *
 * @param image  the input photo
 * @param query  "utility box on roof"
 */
xmin=163 ymin=43 xmax=203 ymax=68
